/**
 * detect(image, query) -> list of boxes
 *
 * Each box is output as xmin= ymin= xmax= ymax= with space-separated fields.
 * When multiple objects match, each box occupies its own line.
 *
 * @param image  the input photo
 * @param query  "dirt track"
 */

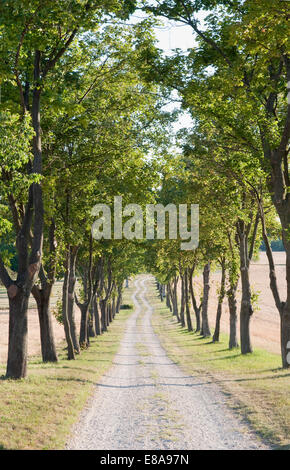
xmin=67 ymin=275 xmax=268 ymax=450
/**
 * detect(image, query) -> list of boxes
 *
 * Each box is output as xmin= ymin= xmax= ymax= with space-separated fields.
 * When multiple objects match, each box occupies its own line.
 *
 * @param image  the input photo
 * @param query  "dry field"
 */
xmin=0 ymin=281 xmax=81 ymax=363
xmin=193 ymin=252 xmax=286 ymax=354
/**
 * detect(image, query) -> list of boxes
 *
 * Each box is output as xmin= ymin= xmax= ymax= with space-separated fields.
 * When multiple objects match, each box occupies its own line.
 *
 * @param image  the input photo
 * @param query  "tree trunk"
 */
xmin=212 ymin=259 xmax=226 ymax=342
xmin=201 ymin=263 xmax=211 ymax=337
xmin=166 ymin=283 xmax=172 ymax=311
xmin=162 ymin=284 xmax=166 ymax=300
xmin=212 ymin=301 xmax=222 ymax=343
xmin=189 ymin=267 xmax=201 ymax=332
xmin=94 ymin=297 xmax=101 ymax=335
xmin=228 ymin=280 xmax=239 ymax=349
xmin=159 ymin=284 xmax=163 ymax=301
xmin=280 ymin=237 xmax=290 ymax=367
xmin=106 ymin=304 xmax=110 ymax=326
xmin=112 ymin=297 xmax=116 ymax=319
xmin=100 ymin=299 xmax=107 ymax=332
xmin=238 ymin=224 xmax=253 ymax=354
xmin=88 ymin=303 xmax=96 ymax=337
xmin=168 ymin=281 xmax=174 ymax=314
xmin=67 ymin=248 xmax=80 ymax=354
xmin=32 ymin=284 xmax=58 ymax=362
xmin=171 ymin=277 xmax=180 ymax=321
xmin=180 ymin=275 xmax=185 ymax=327
xmin=79 ymin=303 xmax=90 ymax=348
xmin=259 ymin=201 xmax=289 ymax=367
xmin=108 ymin=303 xmax=113 ymax=323
xmin=62 ymin=257 xmax=75 ymax=360
xmin=281 ymin=305 xmax=290 ymax=368
xmin=184 ymin=269 xmax=193 ymax=331
xmin=116 ymin=286 xmax=122 ymax=313
xmin=6 ymin=289 xmax=30 ymax=379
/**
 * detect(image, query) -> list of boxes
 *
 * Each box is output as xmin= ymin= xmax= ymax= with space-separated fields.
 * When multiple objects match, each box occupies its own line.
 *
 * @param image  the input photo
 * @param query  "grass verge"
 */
xmin=0 ymin=283 xmax=134 ymax=450
xmin=149 ymin=278 xmax=290 ymax=450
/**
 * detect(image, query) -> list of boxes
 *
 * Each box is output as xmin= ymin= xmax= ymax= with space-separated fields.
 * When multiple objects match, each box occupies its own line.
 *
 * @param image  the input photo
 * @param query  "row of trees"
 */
xmin=0 ymin=1 xmax=172 ymax=379
xmin=0 ymin=0 xmax=289 ymax=380
xmin=144 ymin=0 xmax=289 ymax=367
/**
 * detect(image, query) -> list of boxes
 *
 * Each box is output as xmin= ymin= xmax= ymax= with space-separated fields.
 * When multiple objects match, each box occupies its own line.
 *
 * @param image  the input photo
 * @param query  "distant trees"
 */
xmin=145 ymin=149 xmax=279 ymax=359
xmin=260 ymin=239 xmax=285 ymax=252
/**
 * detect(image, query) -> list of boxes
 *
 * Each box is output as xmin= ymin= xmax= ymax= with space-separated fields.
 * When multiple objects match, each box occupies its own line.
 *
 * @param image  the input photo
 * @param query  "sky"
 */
xmin=153 ymin=12 xmax=208 ymax=51
xmin=131 ymin=10 xmax=209 ymax=131
xmin=154 ymin=17 xmax=198 ymax=132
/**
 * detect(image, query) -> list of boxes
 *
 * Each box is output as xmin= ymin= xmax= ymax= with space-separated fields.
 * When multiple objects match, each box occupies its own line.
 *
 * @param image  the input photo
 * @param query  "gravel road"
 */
xmin=67 ymin=275 xmax=268 ymax=450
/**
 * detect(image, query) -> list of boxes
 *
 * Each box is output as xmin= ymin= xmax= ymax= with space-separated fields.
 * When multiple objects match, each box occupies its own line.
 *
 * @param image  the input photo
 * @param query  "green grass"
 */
xmin=149 ymin=279 xmax=290 ymax=450
xmin=0 ymin=283 xmax=134 ymax=450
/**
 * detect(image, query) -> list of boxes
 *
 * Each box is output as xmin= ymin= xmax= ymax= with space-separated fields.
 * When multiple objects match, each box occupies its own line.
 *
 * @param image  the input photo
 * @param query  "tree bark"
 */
xmin=166 ymin=283 xmax=172 ymax=311
xmin=76 ymin=235 xmax=94 ymax=349
xmin=94 ymin=297 xmax=101 ymax=335
xmin=67 ymin=247 xmax=80 ymax=354
xmin=108 ymin=303 xmax=113 ymax=323
xmin=184 ymin=269 xmax=193 ymax=331
xmin=189 ymin=267 xmax=201 ymax=332
xmin=201 ymin=263 xmax=211 ymax=337
xmin=238 ymin=221 xmax=253 ymax=354
xmin=32 ymin=283 xmax=58 ymax=362
xmin=88 ymin=302 xmax=96 ymax=337
xmin=180 ymin=275 xmax=185 ymax=327
xmin=31 ymin=218 xmax=58 ymax=362
xmin=100 ymin=299 xmax=107 ymax=332
xmin=171 ymin=277 xmax=180 ymax=321
xmin=112 ymin=297 xmax=116 ymax=319
xmin=62 ymin=253 xmax=75 ymax=360
xmin=162 ymin=284 xmax=166 ymax=301
xmin=212 ymin=259 xmax=226 ymax=342
xmin=106 ymin=304 xmax=110 ymax=326
xmin=168 ymin=281 xmax=174 ymax=313
xmin=228 ymin=280 xmax=239 ymax=349
xmin=6 ymin=290 xmax=29 ymax=379
xmin=79 ymin=302 xmax=90 ymax=348
xmin=280 ymin=223 xmax=290 ymax=367
xmin=281 ymin=306 xmax=290 ymax=369
xmin=159 ymin=283 xmax=163 ymax=301
xmin=116 ymin=285 xmax=122 ymax=313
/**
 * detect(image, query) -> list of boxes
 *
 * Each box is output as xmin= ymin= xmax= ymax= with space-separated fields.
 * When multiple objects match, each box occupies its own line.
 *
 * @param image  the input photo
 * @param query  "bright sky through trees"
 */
xmin=131 ymin=9 xmax=208 ymax=131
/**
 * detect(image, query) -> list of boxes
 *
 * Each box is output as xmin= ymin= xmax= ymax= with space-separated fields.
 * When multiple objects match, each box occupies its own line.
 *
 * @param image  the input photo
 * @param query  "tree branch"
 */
xmin=0 ymin=256 xmax=12 ymax=289
xmin=42 ymin=28 xmax=78 ymax=78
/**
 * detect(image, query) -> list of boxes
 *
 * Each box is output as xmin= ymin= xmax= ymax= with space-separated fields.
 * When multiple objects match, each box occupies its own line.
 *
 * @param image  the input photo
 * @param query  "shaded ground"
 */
xmin=67 ymin=275 xmax=268 ymax=450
